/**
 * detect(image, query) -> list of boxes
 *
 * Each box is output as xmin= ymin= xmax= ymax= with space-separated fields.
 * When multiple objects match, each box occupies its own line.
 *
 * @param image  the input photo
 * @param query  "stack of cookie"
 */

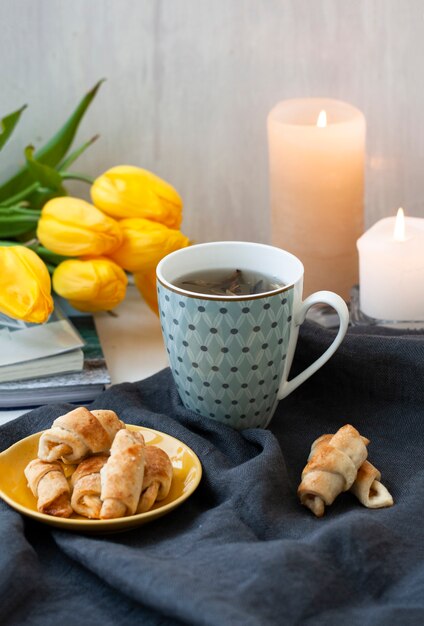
xmin=24 ymin=407 xmax=173 ymax=519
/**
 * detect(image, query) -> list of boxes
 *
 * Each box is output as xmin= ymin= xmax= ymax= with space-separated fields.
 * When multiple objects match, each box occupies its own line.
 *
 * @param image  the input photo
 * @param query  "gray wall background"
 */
xmin=1 ymin=0 xmax=424 ymax=244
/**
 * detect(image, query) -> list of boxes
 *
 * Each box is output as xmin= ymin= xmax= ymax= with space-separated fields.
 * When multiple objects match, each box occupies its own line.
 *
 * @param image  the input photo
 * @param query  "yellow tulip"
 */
xmin=108 ymin=218 xmax=189 ymax=273
xmin=37 ymin=197 xmax=123 ymax=257
xmin=91 ymin=165 xmax=183 ymax=228
xmin=0 ymin=246 xmax=53 ymax=323
xmin=133 ymin=270 xmax=159 ymax=316
xmin=53 ymin=257 xmax=128 ymax=312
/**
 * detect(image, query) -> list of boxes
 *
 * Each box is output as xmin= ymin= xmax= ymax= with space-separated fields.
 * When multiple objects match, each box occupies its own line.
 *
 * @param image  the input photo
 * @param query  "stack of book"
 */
xmin=0 ymin=307 xmax=110 ymax=408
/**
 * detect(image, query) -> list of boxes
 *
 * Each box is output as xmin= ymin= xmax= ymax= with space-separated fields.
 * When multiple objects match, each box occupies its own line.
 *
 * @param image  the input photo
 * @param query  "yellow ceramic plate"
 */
xmin=0 ymin=425 xmax=202 ymax=533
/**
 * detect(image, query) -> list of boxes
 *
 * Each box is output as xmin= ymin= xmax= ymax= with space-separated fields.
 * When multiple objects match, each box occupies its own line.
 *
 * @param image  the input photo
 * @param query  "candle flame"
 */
xmin=316 ymin=110 xmax=327 ymax=128
xmin=393 ymin=207 xmax=406 ymax=241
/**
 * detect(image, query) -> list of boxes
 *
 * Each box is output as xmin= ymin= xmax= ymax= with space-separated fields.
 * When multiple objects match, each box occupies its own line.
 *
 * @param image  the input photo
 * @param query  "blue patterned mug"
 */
xmin=156 ymin=242 xmax=349 ymax=430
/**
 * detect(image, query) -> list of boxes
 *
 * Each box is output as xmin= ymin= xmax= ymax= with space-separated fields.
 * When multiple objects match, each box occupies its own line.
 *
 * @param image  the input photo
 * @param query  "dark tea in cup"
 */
xmin=174 ymin=268 xmax=285 ymax=297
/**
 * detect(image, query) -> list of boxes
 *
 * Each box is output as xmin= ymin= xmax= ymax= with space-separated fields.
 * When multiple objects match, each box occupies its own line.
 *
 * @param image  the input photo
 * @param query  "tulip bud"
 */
xmin=133 ymin=270 xmax=159 ymax=316
xmin=108 ymin=218 xmax=189 ymax=273
xmin=91 ymin=165 xmax=183 ymax=228
xmin=0 ymin=246 xmax=53 ymax=323
xmin=37 ymin=197 xmax=122 ymax=257
xmin=53 ymin=257 xmax=128 ymax=312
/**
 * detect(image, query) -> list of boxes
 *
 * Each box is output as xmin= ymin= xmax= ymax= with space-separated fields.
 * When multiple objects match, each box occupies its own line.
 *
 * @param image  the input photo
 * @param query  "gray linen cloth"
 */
xmin=0 ymin=322 xmax=423 ymax=626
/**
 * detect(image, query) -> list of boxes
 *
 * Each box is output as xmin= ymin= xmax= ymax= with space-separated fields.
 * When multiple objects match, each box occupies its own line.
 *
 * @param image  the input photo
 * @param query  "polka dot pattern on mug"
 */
xmin=157 ymin=283 xmax=294 ymax=429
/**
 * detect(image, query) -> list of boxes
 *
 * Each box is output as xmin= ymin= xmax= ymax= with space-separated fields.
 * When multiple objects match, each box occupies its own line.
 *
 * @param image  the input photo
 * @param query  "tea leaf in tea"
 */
xmin=175 ymin=268 xmax=284 ymax=296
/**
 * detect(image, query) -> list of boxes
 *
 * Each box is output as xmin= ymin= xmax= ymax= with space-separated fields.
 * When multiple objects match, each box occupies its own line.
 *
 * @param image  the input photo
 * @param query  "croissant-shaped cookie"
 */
xmin=137 ymin=446 xmax=173 ymax=513
xmin=70 ymin=455 xmax=109 ymax=519
xmin=298 ymin=424 xmax=369 ymax=517
xmin=24 ymin=458 xmax=73 ymax=518
xmin=100 ymin=429 xmax=146 ymax=519
xmin=38 ymin=407 xmax=125 ymax=464
xmin=311 ymin=434 xmax=393 ymax=509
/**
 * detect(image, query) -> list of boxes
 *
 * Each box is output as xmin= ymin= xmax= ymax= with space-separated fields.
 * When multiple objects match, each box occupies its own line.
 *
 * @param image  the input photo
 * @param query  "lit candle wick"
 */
xmin=316 ymin=110 xmax=327 ymax=128
xmin=393 ymin=207 xmax=406 ymax=241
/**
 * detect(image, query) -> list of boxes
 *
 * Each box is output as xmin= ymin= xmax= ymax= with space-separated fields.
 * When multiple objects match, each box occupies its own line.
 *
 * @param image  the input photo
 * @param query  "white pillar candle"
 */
xmin=357 ymin=209 xmax=424 ymax=321
xmin=267 ymin=98 xmax=365 ymax=299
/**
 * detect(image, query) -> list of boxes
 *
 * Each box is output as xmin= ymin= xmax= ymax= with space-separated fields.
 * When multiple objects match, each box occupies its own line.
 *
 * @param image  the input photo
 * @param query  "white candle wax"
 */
xmin=357 ymin=213 xmax=424 ymax=321
xmin=267 ymin=98 xmax=365 ymax=299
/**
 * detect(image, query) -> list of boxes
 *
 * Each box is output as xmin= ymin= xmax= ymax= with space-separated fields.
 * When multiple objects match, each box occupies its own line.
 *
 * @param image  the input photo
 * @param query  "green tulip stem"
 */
xmin=44 ymin=262 xmax=56 ymax=275
xmin=22 ymin=237 xmax=39 ymax=248
xmin=61 ymin=171 xmax=94 ymax=185
xmin=1 ymin=182 xmax=39 ymax=206
xmin=0 ymin=237 xmax=38 ymax=248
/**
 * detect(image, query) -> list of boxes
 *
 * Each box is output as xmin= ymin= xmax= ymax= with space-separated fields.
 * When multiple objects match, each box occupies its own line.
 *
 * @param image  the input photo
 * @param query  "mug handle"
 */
xmin=278 ymin=291 xmax=349 ymax=400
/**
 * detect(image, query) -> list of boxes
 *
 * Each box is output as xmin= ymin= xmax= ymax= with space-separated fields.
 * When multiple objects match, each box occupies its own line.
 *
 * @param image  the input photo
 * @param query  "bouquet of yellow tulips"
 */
xmin=0 ymin=82 xmax=189 ymax=323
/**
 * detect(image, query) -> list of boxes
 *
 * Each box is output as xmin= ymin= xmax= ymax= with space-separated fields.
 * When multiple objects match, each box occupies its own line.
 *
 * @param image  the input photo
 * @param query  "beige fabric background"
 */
xmin=1 ymin=0 xmax=423 ymax=245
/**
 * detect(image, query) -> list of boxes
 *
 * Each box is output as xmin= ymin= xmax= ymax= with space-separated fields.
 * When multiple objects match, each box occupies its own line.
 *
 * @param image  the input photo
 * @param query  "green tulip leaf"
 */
xmin=0 ymin=105 xmax=27 ymax=151
xmin=25 ymin=146 xmax=66 ymax=192
xmin=57 ymin=134 xmax=99 ymax=171
xmin=0 ymin=79 xmax=104 ymax=201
